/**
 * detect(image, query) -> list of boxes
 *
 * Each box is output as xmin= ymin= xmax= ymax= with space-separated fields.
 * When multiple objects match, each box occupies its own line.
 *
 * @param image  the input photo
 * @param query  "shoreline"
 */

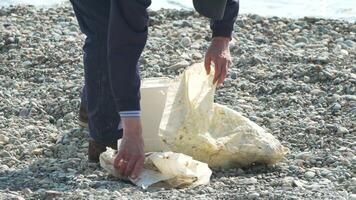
xmin=1 ymin=4 xmax=355 ymax=200
xmin=1 ymin=3 xmax=356 ymax=23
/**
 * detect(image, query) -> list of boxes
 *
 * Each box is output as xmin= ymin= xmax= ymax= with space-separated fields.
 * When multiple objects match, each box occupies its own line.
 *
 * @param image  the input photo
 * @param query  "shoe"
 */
xmin=88 ymin=138 xmax=118 ymax=163
xmin=78 ymin=101 xmax=88 ymax=128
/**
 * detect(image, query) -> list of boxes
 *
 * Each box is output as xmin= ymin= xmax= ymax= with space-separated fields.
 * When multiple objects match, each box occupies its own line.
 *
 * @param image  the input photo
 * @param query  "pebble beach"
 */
xmin=0 ymin=4 xmax=355 ymax=200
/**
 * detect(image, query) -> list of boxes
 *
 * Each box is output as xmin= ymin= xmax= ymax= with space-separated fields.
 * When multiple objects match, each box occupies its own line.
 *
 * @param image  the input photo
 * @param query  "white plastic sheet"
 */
xmin=99 ymin=140 xmax=212 ymax=189
xmin=159 ymin=62 xmax=289 ymax=168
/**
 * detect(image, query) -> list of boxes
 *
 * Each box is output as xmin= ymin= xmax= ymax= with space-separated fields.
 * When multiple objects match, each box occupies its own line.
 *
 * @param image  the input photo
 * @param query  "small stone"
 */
xmin=56 ymin=119 xmax=64 ymax=127
xmin=0 ymin=134 xmax=9 ymax=145
xmin=43 ymin=149 xmax=53 ymax=157
xmin=22 ymin=188 xmax=33 ymax=196
xmin=335 ymin=37 xmax=344 ymax=43
xmin=255 ymin=36 xmax=268 ymax=44
xmin=247 ymin=192 xmax=260 ymax=199
xmin=193 ymin=34 xmax=202 ymax=40
xmin=316 ymin=54 xmax=329 ymax=64
xmin=310 ymin=89 xmax=326 ymax=96
xmin=342 ymin=95 xmax=356 ymax=101
xmin=340 ymin=49 xmax=349 ymax=56
xmin=6 ymin=37 xmax=15 ymax=44
xmin=0 ymin=150 xmax=11 ymax=157
xmin=303 ymin=76 xmax=310 ymax=83
xmin=294 ymin=42 xmax=306 ymax=48
xmin=260 ymin=190 xmax=269 ymax=197
xmin=192 ymin=52 xmax=203 ymax=60
xmin=305 ymin=171 xmax=316 ymax=179
xmin=63 ymin=112 xmax=74 ymax=121
xmin=19 ymin=108 xmax=31 ymax=117
xmin=296 ymin=36 xmax=309 ymax=43
xmin=206 ymin=186 xmax=215 ymax=193
xmin=180 ymin=36 xmax=191 ymax=47
xmin=331 ymin=102 xmax=341 ymax=113
xmin=340 ymin=157 xmax=351 ymax=166
xmin=31 ymin=148 xmax=43 ymax=155
xmin=320 ymin=168 xmax=332 ymax=177
xmin=337 ymin=126 xmax=349 ymax=135
xmin=45 ymin=190 xmax=62 ymax=198
xmin=251 ymin=14 xmax=262 ymax=23
xmin=293 ymin=179 xmax=305 ymax=188
xmin=350 ymin=194 xmax=356 ymax=200
xmin=230 ymin=72 xmax=237 ymax=80
xmin=22 ymin=61 xmax=32 ymax=67
xmin=170 ymin=60 xmax=190 ymax=70
xmin=0 ymin=164 xmax=9 ymax=171
xmin=295 ymin=152 xmax=312 ymax=161
xmin=343 ymin=40 xmax=356 ymax=48
xmin=282 ymin=177 xmax=294 ymax=187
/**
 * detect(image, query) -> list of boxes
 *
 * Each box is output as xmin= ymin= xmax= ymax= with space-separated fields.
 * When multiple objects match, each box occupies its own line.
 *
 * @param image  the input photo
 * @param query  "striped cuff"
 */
xmin=119 ymin=110 xmax=141 ymax=118
xmin=118 ymin=121 xmax=123 ymax=130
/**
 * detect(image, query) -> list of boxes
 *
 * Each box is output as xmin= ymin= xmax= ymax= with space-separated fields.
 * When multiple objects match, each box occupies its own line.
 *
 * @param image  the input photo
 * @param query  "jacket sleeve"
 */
xmin=107 ymin=0 xmax=151 ymax=112
xmin=210 ymin=0 xmax=239 ymax=38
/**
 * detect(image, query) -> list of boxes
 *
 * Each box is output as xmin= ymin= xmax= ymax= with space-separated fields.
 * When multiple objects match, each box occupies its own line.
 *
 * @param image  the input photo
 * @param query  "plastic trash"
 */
xmin=99 ymin=140 xmax=212 ymax=189
xmin=159 ymin=62 xmax=289 ymax=168
xmin=140 ymin=78 xmax=170 ymax=152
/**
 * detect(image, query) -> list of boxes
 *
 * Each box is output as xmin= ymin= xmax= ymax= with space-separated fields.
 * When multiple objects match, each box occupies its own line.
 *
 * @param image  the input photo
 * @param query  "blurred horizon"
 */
xmin=1 ymin=0 xmax=355 ymax=22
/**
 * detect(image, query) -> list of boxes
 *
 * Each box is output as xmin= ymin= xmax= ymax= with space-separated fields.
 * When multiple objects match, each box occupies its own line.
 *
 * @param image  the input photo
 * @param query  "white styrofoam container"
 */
xmin=140 ymin=77 xmax=170 ymax=152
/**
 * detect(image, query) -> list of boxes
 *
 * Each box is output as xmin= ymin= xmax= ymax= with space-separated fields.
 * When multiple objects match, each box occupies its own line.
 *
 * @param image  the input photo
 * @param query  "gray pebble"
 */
xmin=294 ymin=42 xmax=306 ymax=48
xmin=0 ymin=150 xmax=11 ymax=157
xmin=331 ymin=102 xmax=342 ymax=112
xmin=22 ymin=188 xmax=33 ymax=196
xmin=343 ymin=40 xmax=356 ymax=48
xmin=0 ymin=134 xmax=9 ymax=145
xmin=192 ymin=52 xmax=203 ymax=59
xmin=170 ymin=60 xmax=190 ymax=70
xmin=22 ymin=61 xmax=32 ymax=67
xmin=56 ymin=119 xmax=64 ymax=127
xmin=316 ymin=54 xmax=329 ymax=64
xmin=337 ymin=126 xmax=349 ymax=135
xmin=296 ymin=36 xmax=309 ymax=43
xmin=255 ymin=36 xmax=268 ymax=44
xmin=181 ymin=36 xmax=191 ymax=47
xmin=295 ymin=152 xmax=312 ymax=161
xmin=238 ymin=177 xmax=258 ymax=185
xmin=247 ymin=192 xmax=260 ymax=199
xmin=230 ymin=72 xmax=237 ymax=80
xmin=45 ymin=190 xmax=62 ymax=198
xmin=305 ymin=171 xmax=316 ymax=179
xmin=6 ymin=37 xmax=15 ymax=44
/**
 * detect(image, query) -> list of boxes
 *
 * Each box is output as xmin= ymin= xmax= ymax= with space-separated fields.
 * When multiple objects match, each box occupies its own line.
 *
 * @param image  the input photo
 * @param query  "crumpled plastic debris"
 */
xmin=99 ymin=140 xmax=212 ymax=189
xmin=159 ymin=62 xmax=290 ymax=168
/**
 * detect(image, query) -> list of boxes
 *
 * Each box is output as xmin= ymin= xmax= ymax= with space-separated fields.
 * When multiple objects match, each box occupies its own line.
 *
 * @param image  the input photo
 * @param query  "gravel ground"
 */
xmin=0 ymin=4 xmax=355 ymax=200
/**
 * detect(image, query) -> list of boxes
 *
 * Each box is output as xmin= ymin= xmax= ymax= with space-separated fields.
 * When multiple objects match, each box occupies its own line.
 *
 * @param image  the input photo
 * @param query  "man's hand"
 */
xmin=204 ymin=37 xmax=232 ymax=85
xmin=114 ymin=117 xmax=145 ymax=179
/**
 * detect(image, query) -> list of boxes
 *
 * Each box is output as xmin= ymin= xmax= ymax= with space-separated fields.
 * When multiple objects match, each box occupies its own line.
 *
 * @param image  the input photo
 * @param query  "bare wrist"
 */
xmin=212 ymin=36 xmax=231 ymax=43
xmin=121 ymin=117 xmax=142 ymax=136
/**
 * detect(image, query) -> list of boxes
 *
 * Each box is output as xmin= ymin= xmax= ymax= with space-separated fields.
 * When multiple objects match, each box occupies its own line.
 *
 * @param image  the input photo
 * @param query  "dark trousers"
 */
xmin=70 ymin=0 xmax=151 ymax=144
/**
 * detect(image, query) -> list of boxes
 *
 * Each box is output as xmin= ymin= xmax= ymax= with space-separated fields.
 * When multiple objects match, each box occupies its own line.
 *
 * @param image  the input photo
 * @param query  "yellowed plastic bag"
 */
xmin=99 ymin=140 xmax=212 ymax=189
xmin=159 ymin=62 xmax=289 ymax=168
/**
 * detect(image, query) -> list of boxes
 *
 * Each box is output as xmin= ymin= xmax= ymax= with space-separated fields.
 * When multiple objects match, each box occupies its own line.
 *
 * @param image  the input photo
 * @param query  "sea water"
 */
xmin=1 ymin=0 xmax=355 ymax=21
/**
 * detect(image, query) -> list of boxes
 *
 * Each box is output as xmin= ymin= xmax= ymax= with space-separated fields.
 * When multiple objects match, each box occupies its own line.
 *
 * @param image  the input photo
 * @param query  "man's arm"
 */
xmin=205 ymin=0 xmax=239 ymax=84
xmin=108 ymin=0 xmax=151 ymax=179
xmin=210 ymin=0 xmax=240 ymax=38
